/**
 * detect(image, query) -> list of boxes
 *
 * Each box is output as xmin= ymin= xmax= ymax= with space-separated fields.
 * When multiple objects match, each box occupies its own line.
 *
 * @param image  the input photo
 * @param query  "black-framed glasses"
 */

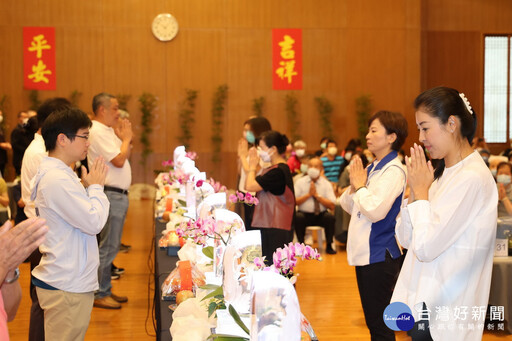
xmin=72 ymin=134 xmax=89 ymax=140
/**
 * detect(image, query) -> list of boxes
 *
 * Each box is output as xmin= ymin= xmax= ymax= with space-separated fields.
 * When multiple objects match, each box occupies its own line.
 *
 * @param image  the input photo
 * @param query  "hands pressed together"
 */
xmin=405 ymin=143 xmax=434 ymax=201
xmin=81 ymin=157 xmax=108 ymax=188
xmin=247 ymin=147 xmax=259 ymax=170
xmin=115 ymin=119 xmax=133 ymax=143
xmin=0 ymin=218 xmax=48 ymax=280
xmin=349 ymin=155 xmax=367 ymax=192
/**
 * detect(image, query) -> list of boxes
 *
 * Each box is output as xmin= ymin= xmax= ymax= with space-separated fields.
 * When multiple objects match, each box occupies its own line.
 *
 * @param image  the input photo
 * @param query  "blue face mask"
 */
xmin=246 ymin=131 xmax=255 ymax=144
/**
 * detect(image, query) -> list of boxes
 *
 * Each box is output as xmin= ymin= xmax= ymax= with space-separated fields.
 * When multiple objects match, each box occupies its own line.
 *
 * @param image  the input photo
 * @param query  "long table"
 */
xmin=489 ymin=256 xmax=512 ymax=333
xmin=155 ymin=218 xmax=178 ymax=341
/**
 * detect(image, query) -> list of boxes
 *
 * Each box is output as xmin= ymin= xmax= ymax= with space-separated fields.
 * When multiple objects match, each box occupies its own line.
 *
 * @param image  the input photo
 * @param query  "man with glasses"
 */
xmin=32 ymin=107 xmax=109 ymax=340
xmin=20 ymin=97 xmax=71 ymax=341
xmin=88 ymin=93 xmax=133 ymax=309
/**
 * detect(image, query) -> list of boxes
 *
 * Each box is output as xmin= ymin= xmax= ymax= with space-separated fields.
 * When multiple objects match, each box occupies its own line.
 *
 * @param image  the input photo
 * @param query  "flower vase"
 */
xmin=213 ymin=237 xmax=226 ymax=278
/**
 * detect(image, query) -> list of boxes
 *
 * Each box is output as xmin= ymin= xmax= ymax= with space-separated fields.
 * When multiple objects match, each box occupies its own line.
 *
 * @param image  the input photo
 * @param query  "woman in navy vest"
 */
xmin=340 ymin=110 xmax=409 ymax=341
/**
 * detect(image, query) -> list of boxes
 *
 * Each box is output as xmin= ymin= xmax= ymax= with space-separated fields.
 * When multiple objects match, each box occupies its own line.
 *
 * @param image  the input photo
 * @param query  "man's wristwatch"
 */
xmin=4 ymin=268 xmax=20 ymax=284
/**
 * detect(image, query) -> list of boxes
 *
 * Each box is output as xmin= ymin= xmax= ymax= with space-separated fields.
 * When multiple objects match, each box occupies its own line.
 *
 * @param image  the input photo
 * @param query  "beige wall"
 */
xmin=11 ymin=0 xmax=506 ymax=186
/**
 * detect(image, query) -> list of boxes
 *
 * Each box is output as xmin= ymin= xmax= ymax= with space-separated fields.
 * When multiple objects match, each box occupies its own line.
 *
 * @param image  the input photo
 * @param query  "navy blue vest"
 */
xmin=365 ymin=151 xmax=404 ymax=263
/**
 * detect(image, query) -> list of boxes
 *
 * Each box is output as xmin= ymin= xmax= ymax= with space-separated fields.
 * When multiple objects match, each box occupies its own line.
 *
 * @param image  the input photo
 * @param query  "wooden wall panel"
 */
xmin=0 ymin=0 xmax=429 ymax=186
xmin=425 ymin=0 xmax=512 ymax=33
xmin=421 ymin=0 xmax=512 ymax=143
xmin=346 ymin=0 xmax=408 ymax=29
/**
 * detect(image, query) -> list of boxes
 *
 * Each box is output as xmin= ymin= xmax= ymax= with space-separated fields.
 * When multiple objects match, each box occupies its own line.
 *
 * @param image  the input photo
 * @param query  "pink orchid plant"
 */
xmin=253 ymin=242 xmax=321 ymax=283
xmin=207 ymin=178 xmax=227 ymax=193
xmin=229 ymin=191 xmax=259 ymax=206
xmin=161 ymin=158 xmax=174 ymax=169
xmin=176 ymin=216 xmax=243 ymax=246
xmin=185 ymin=151 xmax=197 ymax=160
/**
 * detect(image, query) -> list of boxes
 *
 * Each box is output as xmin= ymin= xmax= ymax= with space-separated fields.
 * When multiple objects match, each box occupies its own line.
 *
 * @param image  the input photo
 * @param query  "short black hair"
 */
xmin=42 ymin=107 xmax=91 ymax=152
xmin=368 ymin=110 xmax=408 ymax=151
xmin=37 ymin=97 xmax=72 ymax=128
xmin=497 ymin=161 xmax=512 ymax=174
xmin=92 ymin=92 xmax=116 ymax=114
xmin=260 ymin=130 xmax=289 ymax=154
xmin=245 ymin=116 xmax=272 ymax=139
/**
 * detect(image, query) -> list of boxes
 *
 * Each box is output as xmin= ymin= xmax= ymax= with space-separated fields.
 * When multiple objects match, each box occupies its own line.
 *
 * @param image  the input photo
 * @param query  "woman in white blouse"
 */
xmin=392 ymin=87 xmax=497 ymax=341
xmin=340 ymin=110 xmax=409 ymax=341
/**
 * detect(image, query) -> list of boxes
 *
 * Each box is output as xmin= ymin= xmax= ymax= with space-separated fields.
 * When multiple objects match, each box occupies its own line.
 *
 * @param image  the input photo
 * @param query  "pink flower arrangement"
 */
xmin=253 ymin=242 xmax=321 ymax=278
xmin=185 ymin=151 xmax=197 ymax=160
xmin=175 ymin=216 xmax=243 ymax=246
xmin=207 ymin=178 xmax=227 ymax=193
xmin=162 ymin=159 xmax=174 ymax=168
xmin=229 ymin=191 xmax=259 ymax=206
xmin=167 ymin=168 xmax=190 ymax=185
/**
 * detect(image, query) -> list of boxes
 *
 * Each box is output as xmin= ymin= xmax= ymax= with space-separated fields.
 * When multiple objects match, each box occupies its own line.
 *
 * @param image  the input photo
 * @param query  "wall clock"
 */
xmin=152 ymin=13 xmax=179 ymax=42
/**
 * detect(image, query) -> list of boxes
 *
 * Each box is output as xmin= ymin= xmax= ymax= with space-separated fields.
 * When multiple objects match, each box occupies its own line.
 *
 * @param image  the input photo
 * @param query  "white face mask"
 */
xmin=328 ymin=147 xmax=338 ymax=156
xmin=344 ymin=152 xmax=352 ymax=161
xmin=307 ymin=167 xmax=321 ymax=180
xmin=491 ymin=169 xmax=497 ymax=178
xmin=295 ymin=149 xmax=305 ymax=157
xmin=258 ymin=148 xmax=273 ymax=163
xmin=497 ymin=174 xmax=511 ymax=185
xmin=300 ymin=163 xmax=308 ymax=173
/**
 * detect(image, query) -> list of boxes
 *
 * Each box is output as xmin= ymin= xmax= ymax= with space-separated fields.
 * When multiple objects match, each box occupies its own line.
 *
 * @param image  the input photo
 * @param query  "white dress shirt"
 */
xmin=295 ymin=175 xmax=336 ymax=213
xmin=339 ymin=157 xmax=406 ymax=266
xmin=31 ymin=157 xmax=109 ymax=293
xmin=88 ymin=120 xmax=131 ymax=190
xmin=391 ymin=151 xmax=498 ymax=341
xmin=21 ymin=133 xmax=47 ymax=218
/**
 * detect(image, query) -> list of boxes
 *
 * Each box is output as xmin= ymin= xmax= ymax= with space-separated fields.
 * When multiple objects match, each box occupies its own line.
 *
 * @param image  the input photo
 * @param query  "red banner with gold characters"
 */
xmin=23 ymin=27 xmax=56 ymax=90
xmin=272 ymin=29 xmax=302 ymax=90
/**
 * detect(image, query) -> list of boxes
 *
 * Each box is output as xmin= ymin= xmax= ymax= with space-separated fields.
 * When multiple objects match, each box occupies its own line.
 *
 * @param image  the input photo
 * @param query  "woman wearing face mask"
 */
xmin=391 ymin=87 xmax=497 ymax=341
xmin=339 ymin=110 xmax=408 ymax=341
xmin=245 ymin=131 xmax=295 ymax=263
xmin=237 ymin=117 xmax=272 ymax=228
xmin=287 ymin=140 xmax=307 ymax=175
xmin=497 ymin=162 xmax=512 ymax=217
xmin=314 ymin=137 xmax=330 ymax=157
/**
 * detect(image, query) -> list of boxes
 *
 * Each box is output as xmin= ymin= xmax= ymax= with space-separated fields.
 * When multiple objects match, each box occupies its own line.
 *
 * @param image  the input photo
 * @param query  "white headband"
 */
xmin=459 ymin=93 xmax=473 ymax=115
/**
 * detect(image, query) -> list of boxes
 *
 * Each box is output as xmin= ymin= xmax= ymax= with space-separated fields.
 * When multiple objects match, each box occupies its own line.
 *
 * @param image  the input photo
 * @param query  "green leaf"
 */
xmin=228 ymin=305 xmax=250 ymax=335
xmin=202 ymin=246 xmax=214 ymax=259
xmin=177 ymin=199 xmax=187 ymax=207
xmin=200 ymin=284 xmax=221 ymax=290
xmin=201 ymin=286 xmax=224 ymax=301
xmin=208 ymin=301 xmax=218 ymax=317
xmin=207 ymin=334 xmax=249 ymax=341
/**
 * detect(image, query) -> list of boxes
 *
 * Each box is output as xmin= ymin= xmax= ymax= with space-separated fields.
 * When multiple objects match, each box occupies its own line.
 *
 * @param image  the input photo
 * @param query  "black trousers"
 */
xmin=355 ymin=252 xmax=403 ymax=341
xmin=408 ymin=303 xmax=433 ymax=341
xmin=254 ymin=227 xmax=293 ymax=264
xmin=295 ymin=211 xmax=335 ymax=248
xmin=28 ymin=249 xmax=45 ymax=341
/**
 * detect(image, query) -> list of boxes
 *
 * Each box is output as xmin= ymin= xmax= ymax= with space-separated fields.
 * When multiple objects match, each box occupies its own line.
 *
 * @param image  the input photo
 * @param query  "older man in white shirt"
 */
xmin=294 ymin=157 xmax=337 ymax=254
xmin=88 ymin=93 xmax=133 ymax=309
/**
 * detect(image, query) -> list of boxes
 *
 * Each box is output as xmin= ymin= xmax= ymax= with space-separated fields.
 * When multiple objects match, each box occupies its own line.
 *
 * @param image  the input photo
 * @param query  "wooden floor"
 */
xmin=7 ymin=199 xmax=510 ymax=340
